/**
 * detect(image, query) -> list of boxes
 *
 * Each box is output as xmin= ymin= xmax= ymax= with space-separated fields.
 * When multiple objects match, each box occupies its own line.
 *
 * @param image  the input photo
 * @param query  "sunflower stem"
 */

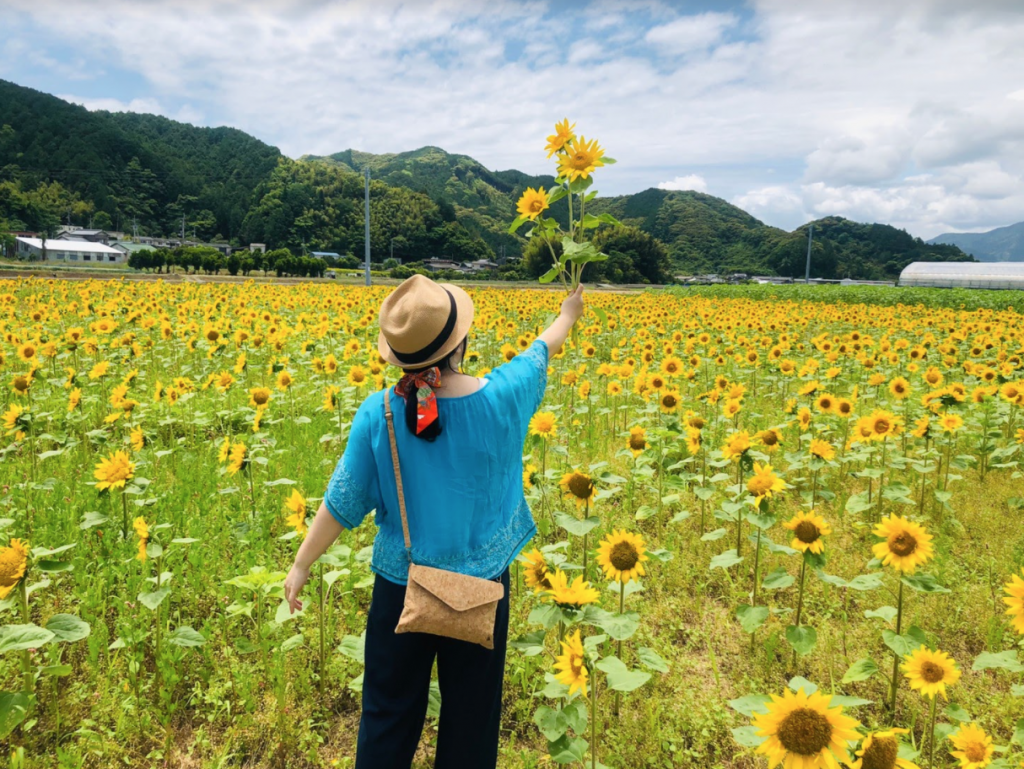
xmin=927 ymin=694 xmax=937 ymax=769
xmin=888 ymin=579 xmax=905 ymax=719
xmin=590 ymin=666 xmax=598 ymax=769
xmin=791 ymin=556 xmax=807 ymax=669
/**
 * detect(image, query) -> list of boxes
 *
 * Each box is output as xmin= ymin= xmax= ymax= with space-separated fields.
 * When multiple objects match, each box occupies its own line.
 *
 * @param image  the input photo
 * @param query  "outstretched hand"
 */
xmin=560 ymin=284 xmax=585 ymax=325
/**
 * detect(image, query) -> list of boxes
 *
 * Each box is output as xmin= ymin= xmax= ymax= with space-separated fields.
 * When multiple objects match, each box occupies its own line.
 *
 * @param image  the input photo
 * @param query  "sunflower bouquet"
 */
xmin=509 ymin=118 xmax=622 ymax=290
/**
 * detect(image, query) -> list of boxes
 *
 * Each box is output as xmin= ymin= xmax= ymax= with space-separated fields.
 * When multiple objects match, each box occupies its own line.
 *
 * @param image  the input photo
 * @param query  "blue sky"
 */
xmin=2 ymin=0 xmax=1023 ymax=239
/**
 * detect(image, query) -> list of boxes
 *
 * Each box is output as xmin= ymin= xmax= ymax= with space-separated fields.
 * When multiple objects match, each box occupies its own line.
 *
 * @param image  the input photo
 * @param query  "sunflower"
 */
xmin=284 ymin=488 xmax=307 ymax=538
xmin=133 ymin=516 xmax=150 ymax=562
xmin=808 ymin=438 xmax=836 ymax=462
xmin=227 ymin=443 xmax=248 ymax=475
xmin=685 ymin=426 xmax=703 ymax=455
xmin=797 ymin=407 xmax=813 ymax=430
xmin=938 ymin=412 xmax=963 ymax=433
xmin=516 ymin=187 xmax=549 ymax=220
xmin=546 ymin=569 xmax=600 ymax=607
xmin=11 ymin=372 xmax=32 ymax=396
xmin=783 ymin=510 xmax=831 ymax=554
xmin=835 ymin=398 xmax=854 ymax=418
xmin=722 ymin=430 xmax=751 ymax=461
xmin=545 ymin=117 xmax=576 ymax=157
xmin=596 ymin=530 xmax=648 ymax=584
xmin=868 ymin=409 xmax=902 ymax=440
xmin=815 ymin=393 xmax=836 ymax=413
xmin=276 ymin=370 xmax=293 ymax=390
xmin=747 ymin=463 xmax=787 ymax=506
xmin=88 ymin=361 xmax=109 ymax=380
xmin=889 ymin=377 xmax=912 ymax=400
xmin=215 ymin=370 xmax=235 ymax=392
xmin=722 ymin=398 xmax=742 ymax=418
xmin=660 ymin=356 xmax=683 ymax=377
xmin=557 ymin=135 xmax=605 ymax=182
xmin=559 ymin=470 xmax=595 ymax=506
xmin=93 ymin=450 xmax=136 ymax=492
xmin=852 ymin=729 xmax=920 ymax=769
xmin=17 ymin=342 xmax=37 ymax=362
xmin=130 ymin=426 xmax=145 ymax=451
xmin=520 ymin=549 xmax=552 ymax=592
xmin=249 ymin=387 xmax=271 ymax=408
xmin=659 ymin=390 xmax=681 ymax=413
xmin=529 ymin=411 xmax=557 ymax=439
xmin=553 ymin=629 xmax=588 ymax=697
xmin=751 ymin=687 xmax=861 ymax=769
xmin=947 ymin=723 xmax=994 ymax=769
xmin=627 ymin=426 xmax=647 ymax=457
xmin=3 ymin=403 xmax=26 ymax=433
xmin=902 ymin=645 xmax=960 ymax=700
xmin=0 ymin=538 xmax=29 ymax=600
xmin=522 ymin=462 xmax=539 ymax=490
xmin=871 ymin=514 xmax=934 ymax=573
xmin=757 ymin=428 xmax=784 ymax=453
xmin=1002 ymin=569 xmax=1024 ymax=634
xmin=912 ymin=416 xmax=931 ymax=440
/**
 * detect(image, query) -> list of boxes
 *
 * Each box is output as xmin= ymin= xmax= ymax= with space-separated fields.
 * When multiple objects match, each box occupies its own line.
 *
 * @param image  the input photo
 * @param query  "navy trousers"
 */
xmin=354 ymin=568 xmax=511 ymax=769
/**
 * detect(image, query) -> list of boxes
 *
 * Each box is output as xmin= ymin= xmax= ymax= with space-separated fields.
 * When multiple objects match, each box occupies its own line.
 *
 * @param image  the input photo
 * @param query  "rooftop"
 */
xmin=17 ymin=237 xmax=121 ymax=255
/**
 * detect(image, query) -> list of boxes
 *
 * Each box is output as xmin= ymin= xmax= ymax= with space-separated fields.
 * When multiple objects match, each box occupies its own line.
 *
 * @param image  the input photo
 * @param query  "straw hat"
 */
xmin=377 ymin=275 xmax=474 ymax=369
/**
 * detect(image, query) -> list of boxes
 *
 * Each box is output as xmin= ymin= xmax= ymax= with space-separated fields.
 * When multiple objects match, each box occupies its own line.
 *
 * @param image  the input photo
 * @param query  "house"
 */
xmin=424 ymin=258 xmax=463 ymax=272
xmin=463 ymin=259 xmax=499 ymax=272
xmin=56 ymin=229 xmax=113 ymax=245
xmin=15 ymin=237 xmax=127 ymax=264
xmin=311 ymin=251 xmax=341 ymax=260
xmin=113 ymin=241 xmax=159 ymax=257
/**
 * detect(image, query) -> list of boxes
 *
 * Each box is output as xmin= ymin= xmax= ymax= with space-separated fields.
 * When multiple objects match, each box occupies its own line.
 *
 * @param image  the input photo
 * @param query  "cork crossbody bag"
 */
xmin=383 ymin=393 xmax=505 ymax=649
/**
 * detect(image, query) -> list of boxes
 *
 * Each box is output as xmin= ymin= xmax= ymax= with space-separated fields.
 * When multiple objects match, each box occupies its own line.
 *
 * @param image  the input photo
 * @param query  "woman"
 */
xmin=283 ymin=274 xmax=584 ymax=768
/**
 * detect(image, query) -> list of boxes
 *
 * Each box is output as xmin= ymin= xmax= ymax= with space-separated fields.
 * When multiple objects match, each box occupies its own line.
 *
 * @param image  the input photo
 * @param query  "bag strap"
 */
xmin=383 ymin=391 xmax=414 ymax=563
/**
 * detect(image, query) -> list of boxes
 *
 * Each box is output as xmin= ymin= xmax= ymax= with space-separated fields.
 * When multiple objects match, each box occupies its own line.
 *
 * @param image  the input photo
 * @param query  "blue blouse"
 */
xmin=324 ymin=339 xmax=549 ymax=584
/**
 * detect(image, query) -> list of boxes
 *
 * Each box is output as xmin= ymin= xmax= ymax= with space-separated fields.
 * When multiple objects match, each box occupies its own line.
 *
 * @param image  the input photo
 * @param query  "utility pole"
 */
xmin=804 ymin=223 xmax=814 ymax=284
xmin=390 ymin=237 xmax=394 ymax=262
xmin=364 ymin=167 xmax=371 ymax=286
xmin=181 ymin=215 xmax=186 ymax=244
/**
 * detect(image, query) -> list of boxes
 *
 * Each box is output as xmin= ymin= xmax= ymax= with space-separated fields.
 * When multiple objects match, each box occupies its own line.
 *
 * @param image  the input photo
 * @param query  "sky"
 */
xmin=2 ymin=0 xmax=1023 ymax=239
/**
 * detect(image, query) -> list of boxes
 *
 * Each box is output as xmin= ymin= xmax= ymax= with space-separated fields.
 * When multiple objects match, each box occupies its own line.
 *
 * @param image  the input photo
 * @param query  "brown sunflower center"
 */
xmin=777 ymin=707 xmax=833 ymax=756
xmin=762 ymin=432 xmax=779 ymax=446
xmin=795 ymin=521 xmax=821 ymax=544
xmin=252 ymin=390 xmax=269 ymax=405
xmin=888 ymin=531 xmax=917 ymax=557
xmin=662 ymin=394 xmax=678 ymax=408
xmin=528 ymin=199 xmax=544 ymax=213
xmin=609 ymin=541 xmax=640 ymax=572
xmin=874 ymin=418 xmax=890 ymax=434
xmin=963 ymin=741 xmax=987 ymax=763
xmin=567 ymin=474 xmax=594 ymax=500
xmin=860 ymin=735 xmax=898 ymax=769
xmin=920 ymin=660 xmax=945 ymax=683
xmin=629 ymin=434 xmax=646 ymax=451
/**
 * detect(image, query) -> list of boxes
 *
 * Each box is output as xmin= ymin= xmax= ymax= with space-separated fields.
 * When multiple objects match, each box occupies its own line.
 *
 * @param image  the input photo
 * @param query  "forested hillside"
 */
xmin=0 ymin=78 xmax=972 ymax=280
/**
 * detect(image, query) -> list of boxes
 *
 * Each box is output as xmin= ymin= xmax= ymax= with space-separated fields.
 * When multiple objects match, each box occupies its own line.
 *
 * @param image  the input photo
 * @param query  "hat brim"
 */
xmin=377 ymin=283 xmax=475 ymax=368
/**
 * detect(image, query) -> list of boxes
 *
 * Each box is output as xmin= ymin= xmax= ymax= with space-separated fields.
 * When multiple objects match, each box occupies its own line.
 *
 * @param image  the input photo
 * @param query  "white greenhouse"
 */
xmin=899 ymin=261 xmax=1024 ymax=290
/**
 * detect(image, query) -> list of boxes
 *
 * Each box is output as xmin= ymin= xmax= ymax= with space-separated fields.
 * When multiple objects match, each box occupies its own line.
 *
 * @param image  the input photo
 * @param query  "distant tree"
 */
xmin=592 ymin=226 xmax=673 ymax=284
xmin=226 ymin=253 xmax=241 ymax=276
xmin=92 ymin=211 xmax=114 ymax=230
xmin=239 ymin=256 xmax=254 ymax=276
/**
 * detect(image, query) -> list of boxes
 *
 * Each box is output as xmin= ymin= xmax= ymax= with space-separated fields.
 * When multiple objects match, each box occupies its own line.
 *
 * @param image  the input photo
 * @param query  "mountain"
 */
xmin=0 ymin=79 xmax=281 ymax=241
xmin=0 ymin=78 xmax=973 ymax=281
xmin=928 ymin=221 xmax=1024 ymax=262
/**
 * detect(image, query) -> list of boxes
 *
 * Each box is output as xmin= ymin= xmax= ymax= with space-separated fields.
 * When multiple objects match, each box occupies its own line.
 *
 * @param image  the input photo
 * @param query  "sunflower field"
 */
xmin=1 ymin=276 xmax=1024 ymax=769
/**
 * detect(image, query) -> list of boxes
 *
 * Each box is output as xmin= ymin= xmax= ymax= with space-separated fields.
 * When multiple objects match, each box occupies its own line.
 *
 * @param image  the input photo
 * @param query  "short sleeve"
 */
xmin=323 ymin=398 xmax=381 ymax=529
xmin=486 ymin=339 xmax=549 ymax=431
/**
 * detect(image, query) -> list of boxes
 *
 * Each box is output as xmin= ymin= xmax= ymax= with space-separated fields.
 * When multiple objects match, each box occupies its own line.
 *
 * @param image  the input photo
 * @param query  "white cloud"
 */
xmin=2 ymin=0 xmax=1023 ymax=238
xmin=644 ymin=12 xmax=737 ymax=54
xmin=658 ymin=174 xmax=708 ymax=192
xmin=58 ymin=94 xmax=206 ymax=126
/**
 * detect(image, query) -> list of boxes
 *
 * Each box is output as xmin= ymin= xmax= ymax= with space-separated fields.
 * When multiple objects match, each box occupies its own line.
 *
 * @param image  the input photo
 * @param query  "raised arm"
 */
xmin=537 ymin=284 xmax=585 ymax=359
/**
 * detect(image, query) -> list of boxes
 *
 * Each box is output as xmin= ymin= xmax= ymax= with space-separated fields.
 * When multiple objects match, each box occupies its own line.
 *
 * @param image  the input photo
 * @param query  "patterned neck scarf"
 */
xmin=395 ymin=367 xmax=442 ymax=436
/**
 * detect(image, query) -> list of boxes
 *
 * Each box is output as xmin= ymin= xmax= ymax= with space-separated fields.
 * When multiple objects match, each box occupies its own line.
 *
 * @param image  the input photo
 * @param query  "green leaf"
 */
xmin=865 ymin=606 xmax=898 ymax=624
xmin=786 ymin=626 xmax=817 ymax=657
xmin=538 ymin=265 xmax=563 ymax=284
xmin=547 ymin=187 xmax=568 ymax=205
xmin=842 ymin=658 xmax=879 ymax=684
xmin=728 ymin=694 xmax=771 ymax=717
xmin=973 ymin=651 xmax=1024 ymax=673
xmin=946 ymin=703 xmax=972 ymax=723
xmin=761 ymin=567 xmax=794 ymax=590
xmin=45 ymin=614 xmax=90 ymax=643
xmin=830 ymin=695 xmax=872 ymax=708
xmin=700 ymin=527 xmax=728 ymax=541
xmin=594 ymin=611 xmax=640 ymax=641
xmin=0 ymin=623 xmax=54 ymax=653
xmin=900 ymin=573 xmax=950 ymax=594
xmin=338 ymin=633 xmax=366 ymax=664
xmin=595 ymin=655 xmax=651 ymax=692
xmin=528 ymin=603 xmax=563 ymax=630
xmin=39 ymin=664 xmax=72 ymax=677
xmin=508 ymin=215 xmax=528 ymax=234
xmin=554 ymin=512 xmax=601 ymax=537
xmin=167 ymin=626 xmax=206 ymax=648
xmin=36 ymin=560 xmax=73 ymax=573
xmin=547 ymin=734 xmax=589 ymax=763
xmin=0 ymin=691 xmax=31 ymax=740
xmin=732 ymin=725 xmax=766 ymax=749
xmin=280 ymin=633 xmax=304 ymax=652
xmin=275 ymin=598 xmax=304 ymax=623
xmin=883 ymin=626 xmax=928 ymax=657
xmin=846 ymin=573 xmax=884 ymax=591
xmin=710 ymin=549 xmax=743 ymax=570
xmin=137 ymin=587 xmax=170 ymax=611
xmin=788 ymin=676 xmax=818 ymax=695
xmin=736 ymin=604 xmax=769 ymax=634
xmin=535 ymin=705 xmax=570 ymax=742
xmin=638 ymin=647 xmax=670 ymax=673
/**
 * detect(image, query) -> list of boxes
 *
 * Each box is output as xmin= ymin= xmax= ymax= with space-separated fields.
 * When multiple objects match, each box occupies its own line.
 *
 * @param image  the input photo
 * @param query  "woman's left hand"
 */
xmin=284 ymin=563 xmax=311 ymax=613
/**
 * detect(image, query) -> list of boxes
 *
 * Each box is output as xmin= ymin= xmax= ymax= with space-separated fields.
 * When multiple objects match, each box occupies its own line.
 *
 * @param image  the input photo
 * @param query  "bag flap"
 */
xmin=409 ymin=564 xmax=504 ymax=611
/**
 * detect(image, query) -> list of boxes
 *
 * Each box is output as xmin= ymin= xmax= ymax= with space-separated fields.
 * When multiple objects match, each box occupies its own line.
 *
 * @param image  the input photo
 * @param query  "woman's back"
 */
xmin=324 ymin=338 xmax=549 ymax=583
